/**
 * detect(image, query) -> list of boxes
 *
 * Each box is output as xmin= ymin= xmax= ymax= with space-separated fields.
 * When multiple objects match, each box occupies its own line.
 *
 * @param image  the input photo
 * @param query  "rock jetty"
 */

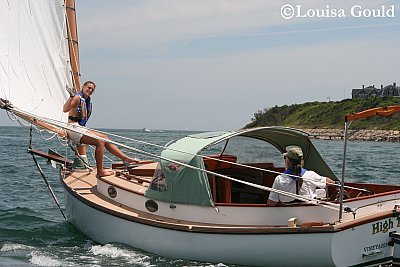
xmin=302 ymin=129 xmax=400 ymax=142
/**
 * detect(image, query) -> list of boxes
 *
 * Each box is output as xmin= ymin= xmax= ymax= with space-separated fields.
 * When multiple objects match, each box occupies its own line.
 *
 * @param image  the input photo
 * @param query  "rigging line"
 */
xmin=10 ymin=109 xmax=344 ymax=210
xmin=92 ymin=128 xmax=283 ymax=171
xmin=89 ymin=145 xmax=114 ymax=164
xmin=17 ymin=111 xmax=343 ymax=210
xmin=88 ymin=145 xmax=97 ymax=164
xmin=8 ymin=109 xmax=64 ymax=144
xmin=352 ymin=197 xmax=400 ymax=214
xmin=32 ymin=118 xmax=59 ymax=141
xmin=6 ymin=110 xmax=20 ymax=121
xmin=11 ymin=107 xmax=169 ymax=162
xmin=68 ymin=143 xmax=94 ymax=170
xmin=5 ymin=107 xmax=343 ymax=210
xmin=13 ymin=110 xmax=60 ymax=140
xmin=13 ymin=113 xmax=32 ymax=127
xmin=30 ymin=153 xmax=67 ymax=220
xmin=37 ymin=129 xmax=58 ymax=141
xmin=91 ymin=127 xmax=364 ymax=193
xmin=57 ymin=136 xmax=69 ymax=147
xmin=3 ymin=105 xmax=356 ymax=208
xmin=28 ymin=125 xmax=67 ymax=221
xmin=65 ymin=143 xmax=69 ymax=168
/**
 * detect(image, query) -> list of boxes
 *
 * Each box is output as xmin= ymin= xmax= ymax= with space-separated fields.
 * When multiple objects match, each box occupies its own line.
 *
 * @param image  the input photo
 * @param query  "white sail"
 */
xmin=0 ymin=0 xmax=71 ymax=122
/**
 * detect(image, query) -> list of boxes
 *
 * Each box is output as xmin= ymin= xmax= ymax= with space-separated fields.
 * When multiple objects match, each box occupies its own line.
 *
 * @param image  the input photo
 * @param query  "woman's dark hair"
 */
xmin=83 ymin=80 xmax=96 ymax=89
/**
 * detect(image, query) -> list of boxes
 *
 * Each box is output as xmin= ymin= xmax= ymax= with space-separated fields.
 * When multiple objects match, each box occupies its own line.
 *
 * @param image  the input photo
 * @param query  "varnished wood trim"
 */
xmin=333 ymin=210 xmax=397 ymax=231
xmin=29 ymin=148 xmax=72 ymax=166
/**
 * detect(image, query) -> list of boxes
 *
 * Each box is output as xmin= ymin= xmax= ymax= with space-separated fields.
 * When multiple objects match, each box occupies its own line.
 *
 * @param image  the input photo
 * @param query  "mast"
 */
xmin=66 ymin=0 xmax=81 ymax=93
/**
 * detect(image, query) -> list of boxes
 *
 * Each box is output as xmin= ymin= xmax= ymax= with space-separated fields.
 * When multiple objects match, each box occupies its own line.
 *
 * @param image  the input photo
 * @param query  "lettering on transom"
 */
xmin=372 ymin=217 xmax=400 ymax=235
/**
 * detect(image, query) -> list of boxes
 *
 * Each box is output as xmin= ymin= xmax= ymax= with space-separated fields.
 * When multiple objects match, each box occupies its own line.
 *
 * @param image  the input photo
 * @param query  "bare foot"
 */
xmin=96 ymin=170 xmax=114 ymax=178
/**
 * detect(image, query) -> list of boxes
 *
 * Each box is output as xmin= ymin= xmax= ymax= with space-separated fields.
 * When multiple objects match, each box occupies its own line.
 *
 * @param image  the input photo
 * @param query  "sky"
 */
xmin=1 ymin=0 xmax=400 ymax=131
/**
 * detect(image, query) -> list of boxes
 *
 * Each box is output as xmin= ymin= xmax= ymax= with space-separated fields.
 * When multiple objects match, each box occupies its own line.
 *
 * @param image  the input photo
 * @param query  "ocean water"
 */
xmin=0 ymin=125 xmax=399 ymax=266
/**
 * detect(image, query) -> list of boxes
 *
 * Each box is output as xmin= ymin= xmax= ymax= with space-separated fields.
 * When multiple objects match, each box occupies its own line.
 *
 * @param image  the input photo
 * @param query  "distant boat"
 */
xmin=142 ymin=127 xmax=151 ymax=132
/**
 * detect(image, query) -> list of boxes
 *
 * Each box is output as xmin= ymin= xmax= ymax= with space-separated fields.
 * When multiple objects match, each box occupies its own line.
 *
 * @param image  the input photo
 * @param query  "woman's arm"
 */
xmin=63 ymin=95 xmax=80 ymax=113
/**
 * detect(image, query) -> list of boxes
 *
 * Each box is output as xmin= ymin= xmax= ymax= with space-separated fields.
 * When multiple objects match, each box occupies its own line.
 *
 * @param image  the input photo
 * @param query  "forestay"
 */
xmin=0 ymin=0 xmax=71 ymax=122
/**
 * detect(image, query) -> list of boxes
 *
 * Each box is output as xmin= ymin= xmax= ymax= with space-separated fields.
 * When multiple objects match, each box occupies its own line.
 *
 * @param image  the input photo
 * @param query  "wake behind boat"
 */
xmin=1 ymin=1 xmax=400 ymax=266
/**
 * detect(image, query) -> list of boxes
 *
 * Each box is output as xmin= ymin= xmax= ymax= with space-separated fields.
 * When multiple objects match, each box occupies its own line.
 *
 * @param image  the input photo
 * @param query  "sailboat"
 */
xmin=2 ymin=1 xmax=400 ymax=266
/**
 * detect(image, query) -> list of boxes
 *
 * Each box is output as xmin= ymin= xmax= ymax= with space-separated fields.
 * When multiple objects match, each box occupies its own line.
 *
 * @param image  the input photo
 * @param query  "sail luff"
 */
xmin=0 ymin=1 xmax=72 ymax=123
xmin=66 ymin=0 xmax=81 ymax=93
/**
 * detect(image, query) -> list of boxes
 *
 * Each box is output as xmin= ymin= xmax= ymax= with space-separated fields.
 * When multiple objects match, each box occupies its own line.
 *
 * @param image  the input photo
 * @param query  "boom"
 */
xmin=345 ymin=105 xmax=400 ymax=122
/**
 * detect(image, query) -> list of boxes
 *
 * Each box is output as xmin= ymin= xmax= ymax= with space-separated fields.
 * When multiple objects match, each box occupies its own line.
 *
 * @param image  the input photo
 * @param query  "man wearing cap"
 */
xmin=267 ymin=146 xmax=334 ymax=206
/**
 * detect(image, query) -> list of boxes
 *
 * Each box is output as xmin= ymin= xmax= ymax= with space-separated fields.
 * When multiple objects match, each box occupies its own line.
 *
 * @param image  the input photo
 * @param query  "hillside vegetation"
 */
xmin=246 ymin=98 xmax=400 ymax=130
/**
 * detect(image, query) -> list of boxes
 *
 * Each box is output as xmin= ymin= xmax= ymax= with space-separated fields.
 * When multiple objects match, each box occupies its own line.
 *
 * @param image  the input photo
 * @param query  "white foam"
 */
xmin=89 ymin=244 xmax=152 ymax=266
xmin=204 ymin=263 xmax=228 ymax=267
xmin=1 ymin=242 xmax=34 ymax=252
xmin=172 ymin=260 xmax=228 ymax=267
xmin=29 ymin=251 xmax=64 ymax=267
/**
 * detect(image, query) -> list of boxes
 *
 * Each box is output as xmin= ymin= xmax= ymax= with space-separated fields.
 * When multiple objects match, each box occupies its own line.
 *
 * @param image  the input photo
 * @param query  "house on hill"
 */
xmin=352 ymin=82 xmax=399 ymax=99
xmin=382 ymin=83 xmax=400 ymax=97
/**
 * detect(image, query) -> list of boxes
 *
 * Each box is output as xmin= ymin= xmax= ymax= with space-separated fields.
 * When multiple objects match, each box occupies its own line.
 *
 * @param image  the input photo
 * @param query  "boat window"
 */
xmin=203 ymin=136 xmax=284 ymax=166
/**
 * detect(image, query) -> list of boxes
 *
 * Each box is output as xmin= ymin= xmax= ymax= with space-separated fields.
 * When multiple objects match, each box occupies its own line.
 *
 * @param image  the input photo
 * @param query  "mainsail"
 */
xmin=0 ymin=0 xmax=72 ymax=123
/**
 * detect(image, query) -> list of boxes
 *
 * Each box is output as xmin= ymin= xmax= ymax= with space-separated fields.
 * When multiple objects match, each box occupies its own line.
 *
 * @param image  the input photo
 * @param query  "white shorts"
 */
xmin=66 ymin=123 xmax=88 ymax=144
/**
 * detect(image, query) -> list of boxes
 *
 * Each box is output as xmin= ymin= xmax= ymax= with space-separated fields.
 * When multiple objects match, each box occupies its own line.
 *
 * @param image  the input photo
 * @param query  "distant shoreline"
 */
xmin=302 ymin=129 xmax=400 ymax=142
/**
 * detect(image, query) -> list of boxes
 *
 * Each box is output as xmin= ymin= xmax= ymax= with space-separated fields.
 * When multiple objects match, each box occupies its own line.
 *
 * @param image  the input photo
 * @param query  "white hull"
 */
xmin=57 ymin=126 xmax=400 ymax=267
xmin=63 ymin=182 xmax=399 ymax=267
